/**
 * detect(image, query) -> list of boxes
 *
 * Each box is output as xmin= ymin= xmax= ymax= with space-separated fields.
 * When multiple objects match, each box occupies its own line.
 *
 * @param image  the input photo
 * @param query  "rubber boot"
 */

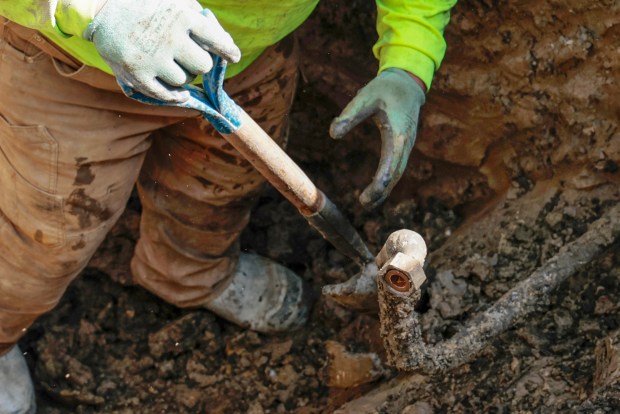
xmin=204 ymin=253 xmax=311 ymax=334
xmin=0 ymin=346 xmax=36 ymax=414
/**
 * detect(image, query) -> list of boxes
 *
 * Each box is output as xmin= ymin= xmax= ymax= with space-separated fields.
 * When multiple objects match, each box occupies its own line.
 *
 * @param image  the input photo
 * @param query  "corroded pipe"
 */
xmin=377 ymin=203 xmax=620 ymax=373
xmin=376 ymin=230 xmax=429 ymax=371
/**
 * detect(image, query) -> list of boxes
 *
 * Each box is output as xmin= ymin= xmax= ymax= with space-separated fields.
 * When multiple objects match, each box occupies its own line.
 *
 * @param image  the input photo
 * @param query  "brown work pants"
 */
xmin=0 ymin=20 xmax=299 ymax=356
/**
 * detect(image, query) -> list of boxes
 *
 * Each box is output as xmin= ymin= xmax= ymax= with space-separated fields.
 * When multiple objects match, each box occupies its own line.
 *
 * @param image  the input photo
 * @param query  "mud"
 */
xmin=18 ymin=0 xmax=620 ymax=412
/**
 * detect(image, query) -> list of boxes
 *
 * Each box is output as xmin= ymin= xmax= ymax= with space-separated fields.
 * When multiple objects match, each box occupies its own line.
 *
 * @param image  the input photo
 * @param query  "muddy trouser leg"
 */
xmin=0 ymin=22 xmax=198 ymax=356
xmin=131 ymin=38 xmax=300 ymax=308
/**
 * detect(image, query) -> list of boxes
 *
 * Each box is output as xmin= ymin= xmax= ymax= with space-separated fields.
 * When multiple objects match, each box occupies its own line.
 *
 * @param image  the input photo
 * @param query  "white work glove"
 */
xmin=84 ymin=0 xmax=240 ymax=102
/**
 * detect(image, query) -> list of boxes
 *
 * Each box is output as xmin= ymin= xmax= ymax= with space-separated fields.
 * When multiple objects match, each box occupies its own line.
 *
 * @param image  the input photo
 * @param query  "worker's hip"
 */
xmin=1 ymin=17 xmax=120 ymax=92
xmin=0 ymin=17 xmax=298 ymax=97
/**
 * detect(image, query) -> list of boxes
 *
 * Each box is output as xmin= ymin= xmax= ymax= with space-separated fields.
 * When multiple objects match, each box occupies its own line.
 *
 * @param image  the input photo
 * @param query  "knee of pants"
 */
xmin=0 ymin=154 xmax=134 ymax=278
xmin=0 ymin=157 xmax=129 ymax=279
xmin=0 ymin=221 xmax=110 ymax=282
xmin=0 ymin=231 xmax=100 ymax=333
xmin=0 ymin=219 xmax=113 ymax=335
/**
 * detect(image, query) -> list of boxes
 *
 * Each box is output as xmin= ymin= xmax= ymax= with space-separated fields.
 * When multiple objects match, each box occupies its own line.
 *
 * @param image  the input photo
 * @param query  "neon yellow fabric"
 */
xmin=43 ymin=0 xmax=321 ymax=78
xmin=54 ymin=0 xmax=100 ymax=37
xmin=0 ymin=0 xmax=69 ymax=39
xmin=375 ymin=0 xmax=457 ymax=89
xmin=0 ymin=1 xmax=59 ymax=31
xmin=0 ymin=0 xmax=456 ymax=85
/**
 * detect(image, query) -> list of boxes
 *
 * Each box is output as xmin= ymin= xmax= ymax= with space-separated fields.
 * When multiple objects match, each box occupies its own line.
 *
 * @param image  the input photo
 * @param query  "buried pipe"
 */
xmin=377 ymin=203 xmax=620 ymax=373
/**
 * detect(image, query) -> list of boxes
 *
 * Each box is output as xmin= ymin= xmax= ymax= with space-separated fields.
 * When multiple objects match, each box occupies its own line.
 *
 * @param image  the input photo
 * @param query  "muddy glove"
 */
xmin=330 ymin=68 xmax=426 ymax=210
xmin=84 ymin=0 xmax=240 ymax=102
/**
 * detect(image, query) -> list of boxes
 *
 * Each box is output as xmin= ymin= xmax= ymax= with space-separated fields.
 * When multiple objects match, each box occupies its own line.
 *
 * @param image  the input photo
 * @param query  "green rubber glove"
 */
xmin=84 ymin=0 xmax=240 ymax=103
xmin=330 ymin=68 xmax=426 ymax=210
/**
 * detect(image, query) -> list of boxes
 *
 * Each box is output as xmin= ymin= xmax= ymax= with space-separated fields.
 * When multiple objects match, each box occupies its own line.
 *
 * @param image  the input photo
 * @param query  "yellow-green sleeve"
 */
xmin=374 ymin=0 xmax=457 ymax=90
xmin=0 ymin=0 xmax=97 ymax=37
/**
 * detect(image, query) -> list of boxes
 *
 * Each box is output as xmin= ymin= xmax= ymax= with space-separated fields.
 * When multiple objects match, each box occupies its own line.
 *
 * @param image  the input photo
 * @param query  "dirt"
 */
xmin=18 ymin=0 xmax=620 ymax=413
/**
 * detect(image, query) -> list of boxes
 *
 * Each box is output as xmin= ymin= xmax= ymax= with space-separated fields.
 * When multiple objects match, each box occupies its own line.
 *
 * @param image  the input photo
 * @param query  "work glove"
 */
xmin=329 ymin=68 xmax=426 ymax=210
xmin=84 ymin=0 xmax=241 ymax=103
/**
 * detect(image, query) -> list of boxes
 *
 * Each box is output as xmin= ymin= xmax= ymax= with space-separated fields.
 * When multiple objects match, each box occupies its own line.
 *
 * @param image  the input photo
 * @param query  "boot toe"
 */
xmin=0 ymin=346 xmax=36 ymax=414
xmin=262 ymin=273 xmax=312 ymax=333
xmin=205 ymin=253 xmax=313 ymax=334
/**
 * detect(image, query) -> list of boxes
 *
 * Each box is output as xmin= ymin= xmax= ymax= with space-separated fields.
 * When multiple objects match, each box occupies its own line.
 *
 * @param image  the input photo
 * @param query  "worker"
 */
xmin=0 ymin=0 xmax=456 ymax=411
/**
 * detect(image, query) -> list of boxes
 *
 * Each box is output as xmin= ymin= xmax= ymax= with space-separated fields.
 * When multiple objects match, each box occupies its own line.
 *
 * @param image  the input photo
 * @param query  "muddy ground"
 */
xmin=20 ymin=1 xmax=619 ymax=413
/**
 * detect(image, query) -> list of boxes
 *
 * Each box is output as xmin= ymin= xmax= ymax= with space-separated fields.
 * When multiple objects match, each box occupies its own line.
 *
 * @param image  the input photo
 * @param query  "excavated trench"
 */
xmin=20 ymin=1 xmax=620 ymax=412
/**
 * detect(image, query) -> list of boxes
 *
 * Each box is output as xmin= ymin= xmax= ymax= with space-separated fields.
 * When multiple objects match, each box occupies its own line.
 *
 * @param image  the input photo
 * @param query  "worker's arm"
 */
xmin=330 ymin=0 xmax=457 ymax=209
xmin=375 ymin=0 xmax=457 ymax=91
xmin=0 ymin=0 xmax=98 ymax=37
xmin=1 ymin=0 xmax=240 ymax=102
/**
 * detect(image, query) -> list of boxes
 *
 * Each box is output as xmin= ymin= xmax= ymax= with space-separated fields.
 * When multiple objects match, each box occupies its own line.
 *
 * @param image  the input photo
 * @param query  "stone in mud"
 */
xmin=323 ymin=340 xmax=385 ymax=388
xmin=593 ymin=337 xmax=620 ymax=394
xmin=429 ymin=270 xmax=468 ymax=319
xmin=402 ymin=401 xmax=434 ymax=414
xmin=57 ymin=389 xmax=105 ymax=406
xmin=148 ymin=312 xmax=222 ymax=359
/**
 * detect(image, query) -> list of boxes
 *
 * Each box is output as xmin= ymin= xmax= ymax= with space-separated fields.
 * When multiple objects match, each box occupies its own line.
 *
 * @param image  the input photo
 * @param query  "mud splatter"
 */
xmin=66 ymin=188 xmax=112 ymax=229
xmin=74 ymin=164 xmax=95 ymax=186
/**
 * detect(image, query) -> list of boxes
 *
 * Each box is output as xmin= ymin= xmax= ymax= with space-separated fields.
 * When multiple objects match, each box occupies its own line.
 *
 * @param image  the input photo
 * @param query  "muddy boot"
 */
xmin=0 ymin=346 xmax=36 ymax=414
xmin=204 ymin=253 xmax=311 ymax=334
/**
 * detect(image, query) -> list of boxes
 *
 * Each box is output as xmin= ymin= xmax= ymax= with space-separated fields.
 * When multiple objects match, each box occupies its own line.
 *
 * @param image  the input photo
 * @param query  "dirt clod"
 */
xmin=324 ymin=340 xmax=385 ymax=389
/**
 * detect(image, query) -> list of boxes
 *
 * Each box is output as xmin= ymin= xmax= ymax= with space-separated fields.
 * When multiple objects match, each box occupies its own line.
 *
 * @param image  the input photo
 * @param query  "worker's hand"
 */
xmin=84 ymin=0 xmax=240 ymax=103
xmin=329 ymin=68 xmax=426 ymax=210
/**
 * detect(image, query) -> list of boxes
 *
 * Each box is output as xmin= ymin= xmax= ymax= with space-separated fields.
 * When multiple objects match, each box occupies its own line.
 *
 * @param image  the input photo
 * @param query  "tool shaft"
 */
xmin=224 ymin=110 xmax=373 ymax=265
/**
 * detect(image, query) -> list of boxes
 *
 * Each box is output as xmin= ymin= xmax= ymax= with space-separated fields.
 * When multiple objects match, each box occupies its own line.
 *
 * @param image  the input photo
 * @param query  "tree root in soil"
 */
xmin=377 ymin=203 xmax=620 ymax=374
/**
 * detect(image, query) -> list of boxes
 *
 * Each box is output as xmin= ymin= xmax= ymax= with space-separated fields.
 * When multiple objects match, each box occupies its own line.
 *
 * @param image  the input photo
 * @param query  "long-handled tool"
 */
xmin=122 ymin=55 xmax=377 ymax=309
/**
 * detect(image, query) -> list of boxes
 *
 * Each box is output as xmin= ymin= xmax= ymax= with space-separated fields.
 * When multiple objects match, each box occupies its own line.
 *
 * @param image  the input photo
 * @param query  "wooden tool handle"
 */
xmin=223 ymin=110 xmax=325 ymax=215
xmin=224 ymin=109 xmax=375 ymax=269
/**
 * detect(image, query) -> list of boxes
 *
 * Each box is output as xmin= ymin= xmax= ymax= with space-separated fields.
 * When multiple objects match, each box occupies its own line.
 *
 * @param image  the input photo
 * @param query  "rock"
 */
xmin=265 ymin=339 xmax=293 ymax=362
xmin=552 ymin=309 xmax=574 ymax=334
xmin=593 ymin=337 xmax=620 ymax=392
xmin=545 ymin=210 xmax=563 ymax=227
xmin=96 ymin=379 xmax=118 ymax=395
xmin=148 ymin=312 xmax=221 ymax=359
xmin=594 ymin=295 xmax=617 ymax=315
xmin=324 ymin=340 xmax=385 ymax=388
xmin=247 ymin=402 xmax=265 ymax=414
xmin=173 ymin=385 xmax=202 ymax=409
xmin=273 ymin=364 xmax=299 ymax=386
xmin=402 ymin=401 xmax=434 ymax=414
xmin=455 ymin=254 xmax=492 ymax=281
xmin=570 ymin=168 xmax=608 ymax=190
xmin=57 ymin=389 xmax=105 ymax=406
xmin=563 ymin=206 xmax=577 ymax=217
xmin=429 ymin=271 xmax=468 ymax=318
xmin=513 ymin=225 xmax=534 ymax=242
xmin=37 ymin=344 xmax=100 ymax=402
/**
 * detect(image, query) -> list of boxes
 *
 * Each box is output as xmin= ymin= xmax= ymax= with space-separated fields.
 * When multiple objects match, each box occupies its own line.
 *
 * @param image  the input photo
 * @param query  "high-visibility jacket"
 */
xmin=0 ymin=0 xmax=456 ymax=89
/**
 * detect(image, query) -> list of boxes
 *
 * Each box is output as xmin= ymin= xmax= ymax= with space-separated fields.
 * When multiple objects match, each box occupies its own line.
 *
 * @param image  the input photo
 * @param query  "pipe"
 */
xmin=378 ymin=203 xmax=620 ymax=373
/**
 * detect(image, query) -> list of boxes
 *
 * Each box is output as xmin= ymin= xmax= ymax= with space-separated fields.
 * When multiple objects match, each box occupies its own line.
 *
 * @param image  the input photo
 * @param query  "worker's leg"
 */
xmin=0 ymin=22 xmax=192 ymax=356
xmin=131 ymin=38 xmax=302 ymax=311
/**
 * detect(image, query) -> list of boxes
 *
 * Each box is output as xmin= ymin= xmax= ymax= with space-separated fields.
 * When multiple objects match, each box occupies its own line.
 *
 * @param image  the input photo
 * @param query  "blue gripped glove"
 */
xmin=84 ymin=0 xmax=241 ymax=103
xmin=119 ymin=54 xmax=242 ymax=135
xmin=329 ymin=68 xmax=426 ymax=210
